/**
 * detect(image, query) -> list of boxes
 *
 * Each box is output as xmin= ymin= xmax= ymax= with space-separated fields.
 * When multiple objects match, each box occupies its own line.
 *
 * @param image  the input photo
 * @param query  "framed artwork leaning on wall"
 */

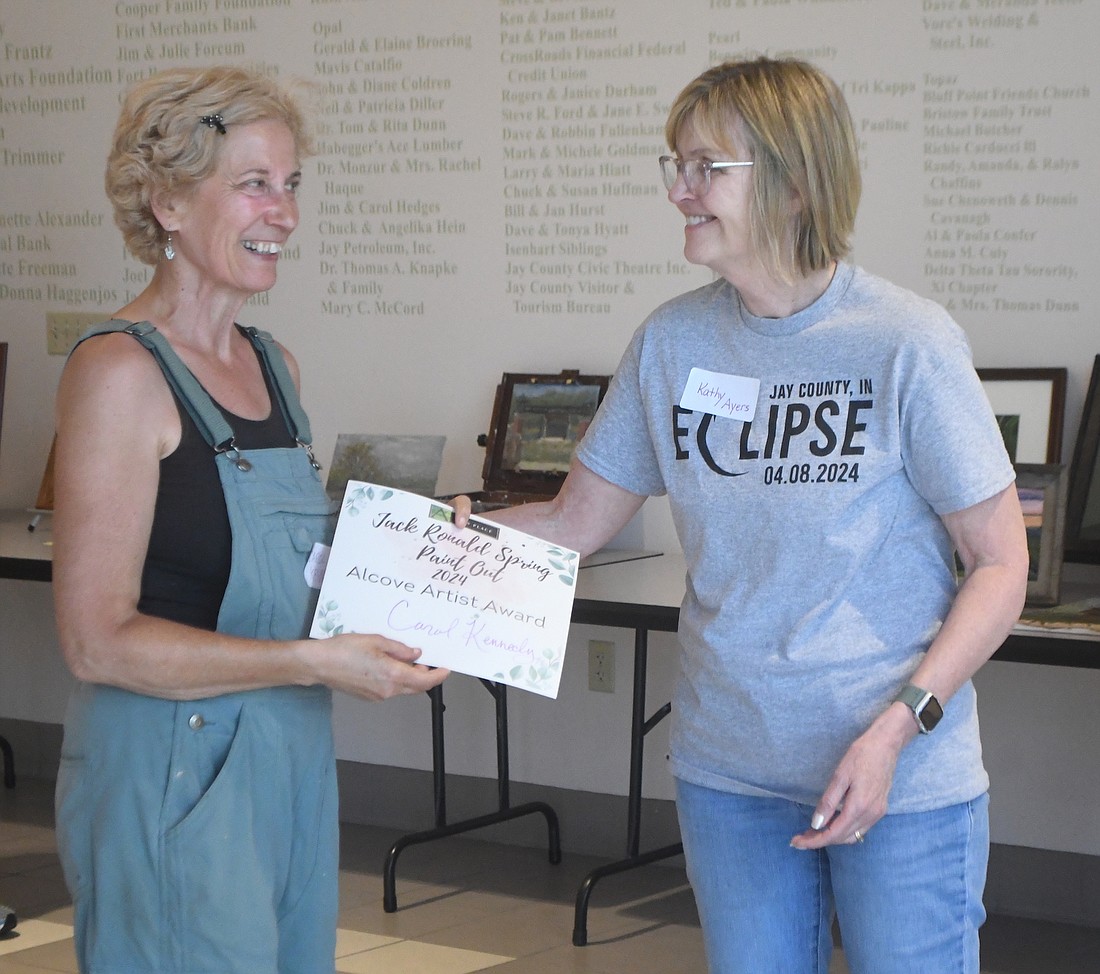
xmin=1065 ymin=355 xmax=1100 ymax=563
xmin=1014 ymin=462 xmax=1069 ymax=606
xmin=977 ymin=367 xmax=1067 ymax=465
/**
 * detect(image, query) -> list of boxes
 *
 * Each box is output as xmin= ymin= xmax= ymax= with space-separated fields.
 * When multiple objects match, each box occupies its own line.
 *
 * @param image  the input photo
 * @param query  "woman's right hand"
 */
xmin=302 ymin=633 xmax=449 ymax=700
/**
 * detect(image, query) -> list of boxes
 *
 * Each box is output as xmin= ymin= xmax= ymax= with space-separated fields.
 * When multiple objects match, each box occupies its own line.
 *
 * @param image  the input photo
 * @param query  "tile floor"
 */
xmin=3 ymin=775 xmax=1100 ymax=973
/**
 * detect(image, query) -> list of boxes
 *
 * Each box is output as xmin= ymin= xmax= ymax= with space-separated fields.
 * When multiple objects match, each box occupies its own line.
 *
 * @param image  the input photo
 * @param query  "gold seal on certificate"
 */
xmin=310 ymin=482 xmax=578 ymax=698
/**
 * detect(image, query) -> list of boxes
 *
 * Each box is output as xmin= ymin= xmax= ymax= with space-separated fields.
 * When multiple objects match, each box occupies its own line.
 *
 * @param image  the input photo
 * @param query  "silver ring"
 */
xmin=854 ymin=829 xmax=865 ymax=844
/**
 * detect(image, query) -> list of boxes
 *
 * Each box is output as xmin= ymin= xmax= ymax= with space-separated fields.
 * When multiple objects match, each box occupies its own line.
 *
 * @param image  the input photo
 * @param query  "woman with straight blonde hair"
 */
xmin=489 ymin=57 xmax=1028 ymax=973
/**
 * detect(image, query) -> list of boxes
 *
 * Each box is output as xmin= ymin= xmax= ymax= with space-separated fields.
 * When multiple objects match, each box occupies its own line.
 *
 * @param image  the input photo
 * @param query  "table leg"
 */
xmin=572 ymin=625 xmax=682 ymax=946
xmin=383 ymin=682 xmax=561 ymax=913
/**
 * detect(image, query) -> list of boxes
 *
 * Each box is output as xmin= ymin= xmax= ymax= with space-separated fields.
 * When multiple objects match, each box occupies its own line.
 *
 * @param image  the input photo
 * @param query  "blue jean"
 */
xmin=675 ymin=779 xmax=989 ymax=974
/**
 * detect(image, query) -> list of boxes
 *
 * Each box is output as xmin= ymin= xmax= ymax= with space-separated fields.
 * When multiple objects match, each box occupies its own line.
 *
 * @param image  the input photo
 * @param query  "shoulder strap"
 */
xmin=74 ymin=321 xmax=316 ymax=455
xmin=76 ymin=319 xmax=235 ymax=451
xmin=238 ymin=326 xmax=313 ymax=445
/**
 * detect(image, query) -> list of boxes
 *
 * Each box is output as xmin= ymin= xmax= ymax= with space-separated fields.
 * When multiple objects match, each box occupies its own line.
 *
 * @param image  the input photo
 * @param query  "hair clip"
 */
xmin=199 ymin=113 xmax=227 ymax=134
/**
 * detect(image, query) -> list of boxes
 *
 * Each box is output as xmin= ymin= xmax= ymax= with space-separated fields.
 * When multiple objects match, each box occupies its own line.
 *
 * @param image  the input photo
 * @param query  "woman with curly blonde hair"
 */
xmin=53 ymin=66 xmax=453 ymax=974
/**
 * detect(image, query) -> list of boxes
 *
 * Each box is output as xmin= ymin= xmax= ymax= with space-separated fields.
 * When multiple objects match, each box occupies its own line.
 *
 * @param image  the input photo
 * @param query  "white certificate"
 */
xmin=309 ymin=482 xmax=577 ymax=698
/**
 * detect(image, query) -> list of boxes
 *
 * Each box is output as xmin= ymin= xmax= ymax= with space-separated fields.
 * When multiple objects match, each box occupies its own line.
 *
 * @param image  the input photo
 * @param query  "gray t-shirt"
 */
xmin=576 ymin=263 xmax=1015 ymax=813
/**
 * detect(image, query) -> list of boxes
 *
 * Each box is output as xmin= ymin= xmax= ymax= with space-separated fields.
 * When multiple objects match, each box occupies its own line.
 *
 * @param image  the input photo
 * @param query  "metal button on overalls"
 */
xmin=188 ymin=713 xmax=204 ymax=731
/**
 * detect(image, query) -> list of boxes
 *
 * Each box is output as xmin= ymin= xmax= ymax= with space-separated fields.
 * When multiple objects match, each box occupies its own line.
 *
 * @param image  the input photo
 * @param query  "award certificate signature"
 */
xmin=310 ymin=482 xmax=578 ymax=698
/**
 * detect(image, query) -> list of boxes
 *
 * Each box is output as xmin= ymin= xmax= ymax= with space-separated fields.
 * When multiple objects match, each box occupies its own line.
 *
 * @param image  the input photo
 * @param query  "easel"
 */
xmin=0 ymin=343 xmax=13 ymax=788
xmin=27 ymin=439 xmax=55 ymax=532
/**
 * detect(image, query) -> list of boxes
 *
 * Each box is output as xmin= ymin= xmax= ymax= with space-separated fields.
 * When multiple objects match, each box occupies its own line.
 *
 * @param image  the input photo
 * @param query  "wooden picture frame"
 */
xmin=1065 ymin=355 xmax=1100 ymax=564
xmin=479 ymin=370 xmax=609 ymax=497
xmin=1015 ymin=463 xmax=1068 ymax=606
xmin=977 ymin=368 xmax=1067 ymax=465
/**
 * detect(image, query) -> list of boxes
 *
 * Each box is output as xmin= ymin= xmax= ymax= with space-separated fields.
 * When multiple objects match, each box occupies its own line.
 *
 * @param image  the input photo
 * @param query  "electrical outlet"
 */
xmin=588 ymin=640 xmax=615 ymax=693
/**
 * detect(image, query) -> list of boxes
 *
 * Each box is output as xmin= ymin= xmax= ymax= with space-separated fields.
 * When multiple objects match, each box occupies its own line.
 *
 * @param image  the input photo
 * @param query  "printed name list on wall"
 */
xmin=2 ymin=2 xmax=1094 ymax=328
xmin=915 ymin=8 xmax=1087 ymax=319
xmin=312 ymin=14 xmax=482 ymax=322
xmin=0 ymin=0 xmax=1095 ymax=486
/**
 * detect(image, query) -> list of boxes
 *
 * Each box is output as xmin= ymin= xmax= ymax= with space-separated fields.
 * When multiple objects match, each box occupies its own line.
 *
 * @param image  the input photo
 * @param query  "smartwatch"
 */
xmin=894 ymin=684 xmax=943 ymax=734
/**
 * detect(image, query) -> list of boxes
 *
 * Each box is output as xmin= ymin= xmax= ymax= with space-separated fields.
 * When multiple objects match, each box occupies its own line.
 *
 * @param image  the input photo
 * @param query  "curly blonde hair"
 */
xmin=106 ymin=66 xmax=315 ymax=265
xmin=665 ymin=57 xmax=861 ymax=281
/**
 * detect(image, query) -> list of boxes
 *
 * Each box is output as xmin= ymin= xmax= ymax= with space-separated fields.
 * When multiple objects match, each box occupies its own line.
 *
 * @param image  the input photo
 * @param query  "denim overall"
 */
xmin=56 ymin=322 xmax=338 ymax=974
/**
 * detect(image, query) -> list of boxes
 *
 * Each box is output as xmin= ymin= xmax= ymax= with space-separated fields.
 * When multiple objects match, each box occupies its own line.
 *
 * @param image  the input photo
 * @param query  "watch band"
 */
xmin=894 ymin=683 xmax=943 ymax=734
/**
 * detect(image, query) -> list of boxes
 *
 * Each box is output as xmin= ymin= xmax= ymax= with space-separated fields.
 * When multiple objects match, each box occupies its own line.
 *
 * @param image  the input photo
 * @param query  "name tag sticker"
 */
xmin=305 ymin=542 xmax=330 ymax=590
xmin=679 ymin=368 xmax=760 ymax=421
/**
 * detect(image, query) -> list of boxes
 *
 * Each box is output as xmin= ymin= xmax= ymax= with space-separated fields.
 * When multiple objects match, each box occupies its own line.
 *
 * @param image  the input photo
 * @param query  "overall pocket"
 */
xmin=216 ymin=448 xmax=336 ymax=641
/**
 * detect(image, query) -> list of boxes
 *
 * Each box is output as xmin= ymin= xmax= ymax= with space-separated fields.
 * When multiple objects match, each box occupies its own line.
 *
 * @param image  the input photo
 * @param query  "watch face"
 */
xmin=919 ymin=695 xmax=944 ymax=731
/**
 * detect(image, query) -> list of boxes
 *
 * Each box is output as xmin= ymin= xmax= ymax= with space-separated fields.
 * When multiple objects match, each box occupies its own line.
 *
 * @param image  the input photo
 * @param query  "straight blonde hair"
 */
xmin=665 ymin=58 xmax=861 ymax=281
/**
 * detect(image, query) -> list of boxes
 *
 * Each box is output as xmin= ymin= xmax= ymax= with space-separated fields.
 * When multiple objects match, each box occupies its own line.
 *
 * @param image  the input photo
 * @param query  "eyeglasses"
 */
xmin=659 ymin=155 xmax=753 ymax=196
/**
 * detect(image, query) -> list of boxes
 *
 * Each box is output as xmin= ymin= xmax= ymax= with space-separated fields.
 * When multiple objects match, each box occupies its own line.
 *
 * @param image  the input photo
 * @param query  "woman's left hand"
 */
xmin=789 ymin=703 xmax=917 ymax=849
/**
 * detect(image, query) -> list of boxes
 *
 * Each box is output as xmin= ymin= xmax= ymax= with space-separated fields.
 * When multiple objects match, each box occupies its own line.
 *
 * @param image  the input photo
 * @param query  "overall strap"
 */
xmin=238 ymin=326 xmax=313 ymax=446
xmin=77 ymin=319 xmax=235 ymax=452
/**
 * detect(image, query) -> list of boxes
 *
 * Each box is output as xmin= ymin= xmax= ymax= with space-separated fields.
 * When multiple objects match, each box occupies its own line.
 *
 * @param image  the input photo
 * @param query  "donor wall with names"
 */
xmin=0 ymin=0 xmax=1095 ymax=507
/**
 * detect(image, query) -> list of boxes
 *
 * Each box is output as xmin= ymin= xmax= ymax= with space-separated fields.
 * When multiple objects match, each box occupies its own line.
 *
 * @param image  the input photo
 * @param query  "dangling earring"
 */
xmin=164 ymin=233 xmax=175 ymax=261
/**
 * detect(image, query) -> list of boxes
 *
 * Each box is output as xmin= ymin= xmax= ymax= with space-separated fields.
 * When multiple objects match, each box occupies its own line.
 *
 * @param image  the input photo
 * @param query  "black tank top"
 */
xmin=137 ymin=343 xmax=295 ymax=630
